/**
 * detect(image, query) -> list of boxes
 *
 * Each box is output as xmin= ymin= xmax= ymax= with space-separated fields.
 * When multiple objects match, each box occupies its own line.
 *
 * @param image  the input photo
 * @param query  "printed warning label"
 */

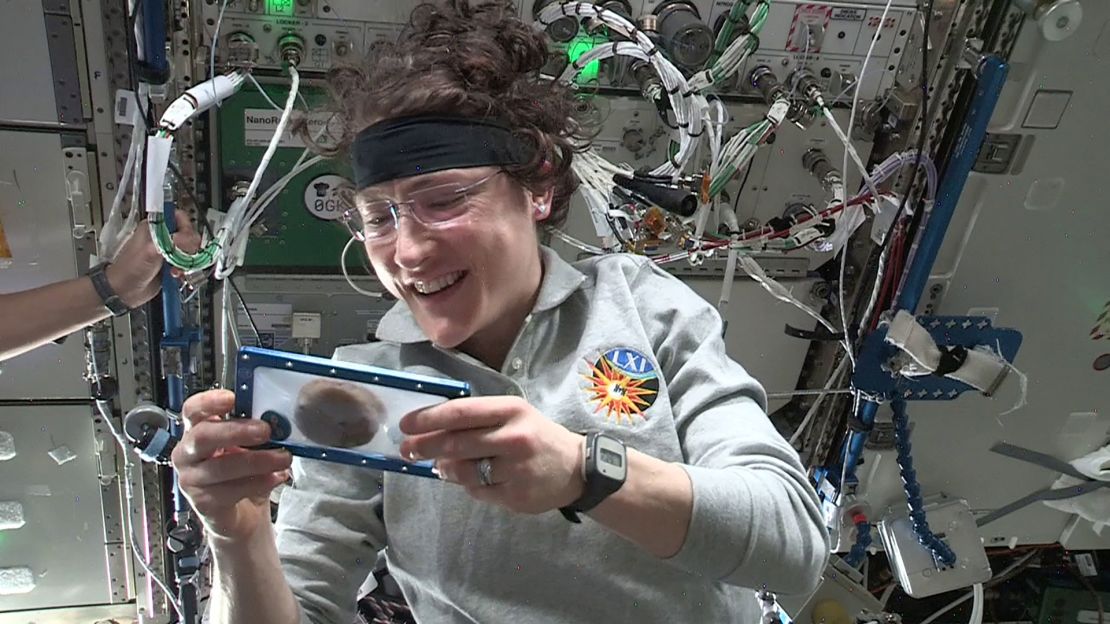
xmin=831 ymin=7 xmax=865 ymax=21
xmin=787 ymin=4 xmax=832 ymax=52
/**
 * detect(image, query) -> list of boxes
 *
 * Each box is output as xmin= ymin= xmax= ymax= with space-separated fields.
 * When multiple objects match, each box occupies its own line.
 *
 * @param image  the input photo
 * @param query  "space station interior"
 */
xmin=0 ymin=0 xmax=1108 ymax=622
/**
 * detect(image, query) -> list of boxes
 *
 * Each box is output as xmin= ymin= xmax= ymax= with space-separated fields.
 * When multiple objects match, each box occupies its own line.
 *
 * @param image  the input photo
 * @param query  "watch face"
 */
xmin=599 ymin=447 xmax=623 ymax=467
xmin=595 ymin=435 xmax=627 ymax=480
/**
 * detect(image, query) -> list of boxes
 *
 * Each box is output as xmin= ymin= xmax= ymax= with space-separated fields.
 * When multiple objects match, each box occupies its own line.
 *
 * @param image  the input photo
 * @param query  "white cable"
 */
xmin=238 ymin=65 xmax=298 ymax=207
xmin=98 ymin=108 xmax=144 ymax=260
xmin=86 ymin=329 xmax=182 ymax=619
xmin=341 ymin=236 xmax=383 ymax=298
xmin=920 ymin=552 xmax=1037 ymax=624
xmin=717 ymin=238 xmax=739 ymax=322
xmin=879 ymin=583 xmax=897 ymax=609
xmin=96 ymin=400 xmax=187 ymax=622
xmin=838 ymin=240 xmax=858 ymax=372
xmin=215 ymin=65 xmax=300 ymax=278
xmin=789 ymin=357 xmax=849 ymax=445
xmin=738 ymin=255 xmax=840 ymax=335
xmin=822 ymin=106 xmax=879 ymax=204
xmin=546 ymin=226 xmax=606 ymax=255
xmin=245 ymin=72 xmax=284 ymax=111
xmin=210 ymin=0 xmax=231 ymax=105
xmin=969 ymin=583 xmax=984 ymax=624
xmin=841 ymin=0 xmax=896 ymax=205
xmin=537 ymin=3 xmax=704 ymax=179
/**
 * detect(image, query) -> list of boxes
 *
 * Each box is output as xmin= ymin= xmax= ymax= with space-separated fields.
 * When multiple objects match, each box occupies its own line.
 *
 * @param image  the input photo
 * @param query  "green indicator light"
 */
xmin=267 ymin=0 xmax=295 ymax=17
xmin=567 ymin=35 xmax=601 ymax=84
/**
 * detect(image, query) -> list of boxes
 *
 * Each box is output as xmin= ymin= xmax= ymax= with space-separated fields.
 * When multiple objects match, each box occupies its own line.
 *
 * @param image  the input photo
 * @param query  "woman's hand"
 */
xmin=399 ymin=396 xmax=585 ymax=514
xmin=171 ymin=389 xmax=293 ymax=542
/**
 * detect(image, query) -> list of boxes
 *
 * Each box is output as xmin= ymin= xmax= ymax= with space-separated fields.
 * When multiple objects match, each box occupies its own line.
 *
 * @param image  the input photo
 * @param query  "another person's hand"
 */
xmin=171 ymin=389 xmax=293 ymax=542
xmin=106 ymin=212 xmax=201 ymax=308
xmin=399 ymin=396 xmax=585 ymax=514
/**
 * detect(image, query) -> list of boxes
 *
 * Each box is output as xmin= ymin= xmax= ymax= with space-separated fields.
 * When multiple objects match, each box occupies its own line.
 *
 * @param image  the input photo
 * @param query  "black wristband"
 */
xmin=88 ymin=262 xmax=130 ymax=317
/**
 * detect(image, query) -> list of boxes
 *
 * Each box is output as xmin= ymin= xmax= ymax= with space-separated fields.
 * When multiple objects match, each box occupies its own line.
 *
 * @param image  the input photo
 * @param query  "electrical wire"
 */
xmin=165 ymin=163 xmax=263 ymax=345
xmin=210 ymin=0 xmax=231 ymax=104
xmin=789 ymin=357 xmax=849 ymax=445
xmin=97 ymin=399 xmax=187 ymax=623
xmin=245 ymin=72 xmax=284 ymax=112
xmin=833 ymin=0 xmax=896 ymax=373
xmin=919 ymin=551 xmax=1040 ymax=624
xmin=1073 ymin=564 xmax=1106 ymax=624
xmin=969 ymin=582 xmax=984 ymax=624
xmin=86 ymin=329 xmax=185 ymax=621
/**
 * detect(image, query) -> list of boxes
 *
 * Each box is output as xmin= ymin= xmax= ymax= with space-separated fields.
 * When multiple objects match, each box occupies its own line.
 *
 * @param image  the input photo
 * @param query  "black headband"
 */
xmin=350 ymin=115 xmax=534 ymax=189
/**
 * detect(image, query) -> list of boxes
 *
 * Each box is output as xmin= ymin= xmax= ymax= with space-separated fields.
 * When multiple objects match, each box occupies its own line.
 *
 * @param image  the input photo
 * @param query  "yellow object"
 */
xmin=810 ymin=599 xmax=852 ymax=624
xmin=0 ymin=213 xmax=12 ymax=261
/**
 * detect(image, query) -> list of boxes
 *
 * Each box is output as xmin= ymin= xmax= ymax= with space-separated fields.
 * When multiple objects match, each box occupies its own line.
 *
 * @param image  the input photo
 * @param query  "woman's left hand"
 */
xmin=399 ymin=396 xmax=585 ymax=514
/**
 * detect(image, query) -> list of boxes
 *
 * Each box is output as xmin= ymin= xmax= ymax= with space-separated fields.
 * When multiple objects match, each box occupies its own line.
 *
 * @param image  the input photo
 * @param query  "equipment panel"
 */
xmin=216 ymin=83 xmax=355 ymax=270
xmin=202 ymin=0 xmax=913 ymax=102
xmin=0 ymin=405 xmax=120 ymax=611
xmin=0 ymin=131 xmax=91 ymax=400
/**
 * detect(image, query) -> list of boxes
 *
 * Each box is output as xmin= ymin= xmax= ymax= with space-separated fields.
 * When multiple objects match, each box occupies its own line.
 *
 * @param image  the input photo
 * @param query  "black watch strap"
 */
xmin=88 ymin=263 xmax=130 ymax=317
xmin=559 ymin=432 xmax=625 ymax=524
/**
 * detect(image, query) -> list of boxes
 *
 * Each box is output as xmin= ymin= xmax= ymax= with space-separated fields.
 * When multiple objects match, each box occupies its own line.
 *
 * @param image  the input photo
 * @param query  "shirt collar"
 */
xmin=375 ymin=246 xmax=586 ymax=344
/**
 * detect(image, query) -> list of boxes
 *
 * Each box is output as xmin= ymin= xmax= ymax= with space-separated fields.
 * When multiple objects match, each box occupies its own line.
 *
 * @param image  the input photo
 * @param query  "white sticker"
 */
xmin=114 ymin=89 xmax=139 ymax=125
xmin=831 ymin=8 xmax=866 ymax=21
xmin=0 ymin=431 xmax=14 ymax=461
xmin=303 ymin=174 xmax=353 ymax=222
xmin=238 ymin=303 xmax=293 ymax=350
xmin=1075 ymin=552 xmax=1098 ymax=577
xmin=0 ymin=567 xmax=34 ymax=595
xmin=0 ymin=502 xmax=25 ymax=531
xmin=243 ymin=109 xmax=335 ymax=148
xmin=48 ymin=445 xmax=77 ymax=466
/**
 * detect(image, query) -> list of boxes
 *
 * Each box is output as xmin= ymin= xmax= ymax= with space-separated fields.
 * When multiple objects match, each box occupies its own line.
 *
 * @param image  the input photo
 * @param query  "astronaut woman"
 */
xmin=171 ymin=2 xmax=829 ymax=622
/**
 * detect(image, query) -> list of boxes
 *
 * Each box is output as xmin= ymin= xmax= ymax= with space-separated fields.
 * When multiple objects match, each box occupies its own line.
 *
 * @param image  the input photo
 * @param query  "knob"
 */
xmin=1015 ymin=0 xmax=1083 ymax=41
xmin=533 ymin=0 xmax=579 ymax=42
xmin=654 ymin=1 xmax=713 ymax=68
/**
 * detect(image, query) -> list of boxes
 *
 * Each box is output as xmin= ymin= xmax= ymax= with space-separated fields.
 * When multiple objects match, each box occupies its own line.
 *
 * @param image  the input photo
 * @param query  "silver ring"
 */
xmin=477 ymin=457 xmax=494 ymax=487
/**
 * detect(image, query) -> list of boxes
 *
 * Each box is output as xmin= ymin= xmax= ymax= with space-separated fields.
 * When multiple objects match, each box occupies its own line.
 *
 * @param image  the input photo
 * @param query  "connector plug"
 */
xmin=160 ymin=73 xmax=246 ymax=131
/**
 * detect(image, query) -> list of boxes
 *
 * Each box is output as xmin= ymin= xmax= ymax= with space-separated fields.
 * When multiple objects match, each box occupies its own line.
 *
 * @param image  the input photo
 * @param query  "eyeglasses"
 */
xmin=339 ymin=171 xmax=502 ymax=243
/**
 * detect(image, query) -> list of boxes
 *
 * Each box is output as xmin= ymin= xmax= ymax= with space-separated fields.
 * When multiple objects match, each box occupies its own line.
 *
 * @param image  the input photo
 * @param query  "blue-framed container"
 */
xmin=234 ymin=346 xmax=471 ymax=478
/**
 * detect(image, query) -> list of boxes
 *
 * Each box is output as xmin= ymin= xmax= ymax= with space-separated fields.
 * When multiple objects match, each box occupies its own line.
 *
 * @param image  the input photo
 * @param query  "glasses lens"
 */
xmin=410 ymin=182 xmax=474 ymax=225
xmin=358 ymin=201 xmax=398 ymax=239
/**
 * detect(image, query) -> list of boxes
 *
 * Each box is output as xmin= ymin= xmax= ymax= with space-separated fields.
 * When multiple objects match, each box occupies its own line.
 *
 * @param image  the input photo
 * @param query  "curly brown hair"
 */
xmin=297 ymin=0 xmax=587 ymax=229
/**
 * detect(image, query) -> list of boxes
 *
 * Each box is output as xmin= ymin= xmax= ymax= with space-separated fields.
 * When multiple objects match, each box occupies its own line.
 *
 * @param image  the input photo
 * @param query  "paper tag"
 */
xmin=114 ymin=89 xmax=139 ymax=125
xmin=1074 ymin=552 xmax=1098 ymax=577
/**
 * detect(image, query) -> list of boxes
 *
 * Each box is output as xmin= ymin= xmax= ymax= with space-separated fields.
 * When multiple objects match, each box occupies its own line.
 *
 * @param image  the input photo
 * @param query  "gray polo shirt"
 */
xmin=275 ymin=247 xmax=829 ymax=623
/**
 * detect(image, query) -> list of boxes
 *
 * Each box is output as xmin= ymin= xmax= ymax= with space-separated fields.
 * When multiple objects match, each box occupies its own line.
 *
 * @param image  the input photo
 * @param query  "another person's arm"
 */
xmin=0 ymin=217 xmax=198 ymax=361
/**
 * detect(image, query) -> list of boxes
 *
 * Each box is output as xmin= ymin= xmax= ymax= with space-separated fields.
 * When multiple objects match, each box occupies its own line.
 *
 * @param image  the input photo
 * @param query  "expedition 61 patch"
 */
xmin=581 ymin=347 xmax=660 ymax=424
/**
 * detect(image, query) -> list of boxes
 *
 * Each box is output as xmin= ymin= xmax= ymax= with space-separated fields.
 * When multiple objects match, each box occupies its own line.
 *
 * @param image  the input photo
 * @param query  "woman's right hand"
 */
xmin=171 ymin=389 xmax=293 ymax=542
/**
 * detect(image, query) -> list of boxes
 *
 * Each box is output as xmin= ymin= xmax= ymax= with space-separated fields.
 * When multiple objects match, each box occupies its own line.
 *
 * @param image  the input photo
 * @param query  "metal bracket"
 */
xmin=973 ymin=133 xmax=1024 ymax=174
xmin=853 ymin=315 xmax=1022 ymax=400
